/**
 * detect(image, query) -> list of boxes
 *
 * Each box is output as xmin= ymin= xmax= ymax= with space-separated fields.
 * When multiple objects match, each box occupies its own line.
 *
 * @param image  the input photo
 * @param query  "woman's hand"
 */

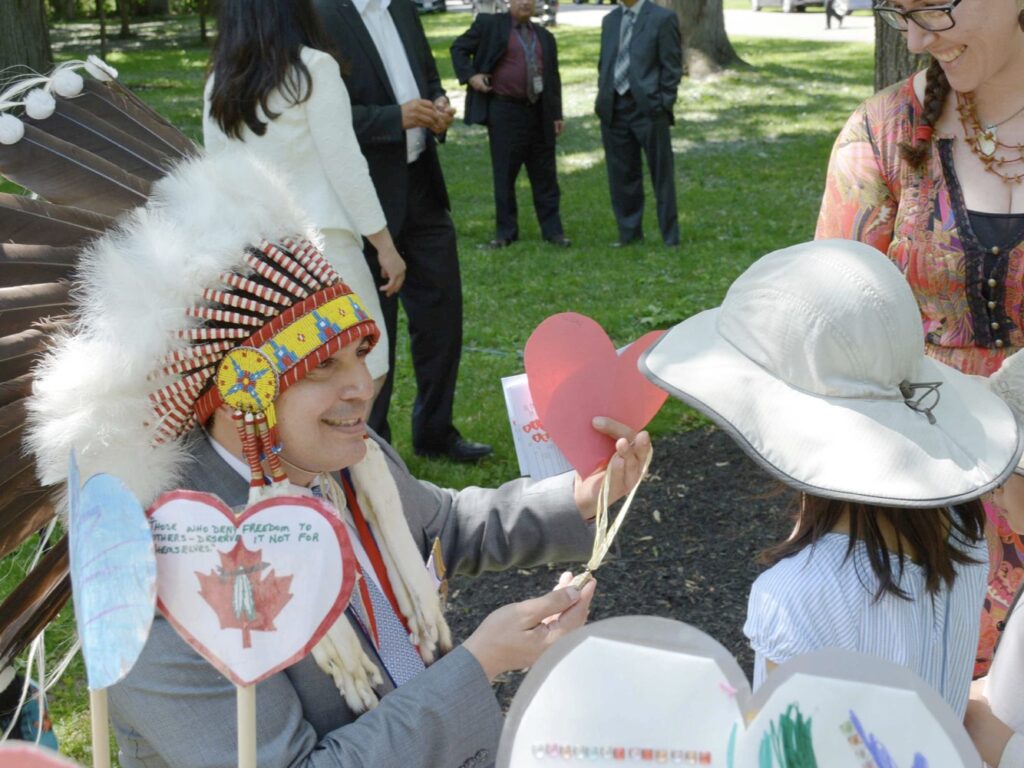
xmin=377 ymin=243 xmax=406 ymax=297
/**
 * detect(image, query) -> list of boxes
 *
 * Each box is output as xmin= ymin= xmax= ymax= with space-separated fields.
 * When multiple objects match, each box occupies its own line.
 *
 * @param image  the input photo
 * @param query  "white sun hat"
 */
xmin=988 ymin=349 xmax=1024 ymax=475
xmin=640 ymin=239 xmax=1022 ymax=507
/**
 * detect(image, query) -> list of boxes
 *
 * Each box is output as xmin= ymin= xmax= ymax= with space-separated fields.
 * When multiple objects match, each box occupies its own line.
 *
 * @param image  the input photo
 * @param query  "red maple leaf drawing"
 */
xmin=195 ymin=538 xmax=294 ymax=649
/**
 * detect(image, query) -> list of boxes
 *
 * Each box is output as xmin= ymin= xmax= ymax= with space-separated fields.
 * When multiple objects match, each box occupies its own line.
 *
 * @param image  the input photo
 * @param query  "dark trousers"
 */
xmin=488 ymin=99 xmax=564 ymax=242
xmin=601 ymin=91 xmax=679 ymax=246
xmin=366 ymin=156 xmax=462 ymax=450
xmin=824 ymin=0 xmax=843 ymax=27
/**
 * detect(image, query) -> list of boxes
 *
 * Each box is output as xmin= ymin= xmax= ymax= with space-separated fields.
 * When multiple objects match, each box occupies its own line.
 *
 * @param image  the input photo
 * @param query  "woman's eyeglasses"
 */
xmin=873 ymin=0 xmax=963 ymax=31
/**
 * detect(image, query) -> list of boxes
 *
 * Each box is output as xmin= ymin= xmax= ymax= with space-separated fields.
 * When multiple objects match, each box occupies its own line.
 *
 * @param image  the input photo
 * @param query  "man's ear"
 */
xmin=208 ymin=402 xmax=235 ymax=431
xmin=206 ymin=403 xmax=240 ymax=446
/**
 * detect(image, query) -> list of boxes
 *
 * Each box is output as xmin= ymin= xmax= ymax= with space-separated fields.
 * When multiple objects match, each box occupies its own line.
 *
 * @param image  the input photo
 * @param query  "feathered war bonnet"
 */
xmin=4 ymin=59 xmax=450 ymax=713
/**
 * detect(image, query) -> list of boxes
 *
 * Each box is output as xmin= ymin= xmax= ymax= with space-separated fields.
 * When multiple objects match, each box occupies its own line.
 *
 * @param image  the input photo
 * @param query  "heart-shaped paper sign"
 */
xmin=68 ymin=451 xmax=157 ymax=690
xmin=147 ymin=490 xmax=355 ymax=687
xmin=499 ymin=617 xmax=981 ymax=767
xmin=524 ymin=314 xmax=668 ymax=477
xmin=0 ymin=743 xmax=83 ymax=767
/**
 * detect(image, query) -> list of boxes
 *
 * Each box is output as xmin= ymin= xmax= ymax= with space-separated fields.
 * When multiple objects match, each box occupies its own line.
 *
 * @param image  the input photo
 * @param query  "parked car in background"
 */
xmin=472 ymin=0 xmax=557 ymax=25
xmin=751 ymin=0 xmax=869 ymax=11
xmin=415 ymin=0 xmax=446 ymax=12
xmin=751 ymin=0 xmax=814 ymax=11
xmin=535 ymin=0 xmax=557 ymax=25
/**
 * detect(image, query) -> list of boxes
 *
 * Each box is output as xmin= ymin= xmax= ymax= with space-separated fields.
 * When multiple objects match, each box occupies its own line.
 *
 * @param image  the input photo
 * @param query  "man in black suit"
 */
xmin=451 ymin=0 xmax=570 ymax=249
xmin=314 ymin=0 xmax=492 ymax=462
xmin=595 ymin=0 xmax=682 ymax=247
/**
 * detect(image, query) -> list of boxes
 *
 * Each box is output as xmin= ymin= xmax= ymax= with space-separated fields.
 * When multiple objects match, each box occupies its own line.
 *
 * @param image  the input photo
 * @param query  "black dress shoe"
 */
xmin=611 ymin=237 xmax=643 ymax=248
xmin=416 ymin=436 xmax=494 ymax=463
xmin=546 ymin=234 xmax=572 ymax=247
xmin=486 ymin=238 xmax=514 ymax=250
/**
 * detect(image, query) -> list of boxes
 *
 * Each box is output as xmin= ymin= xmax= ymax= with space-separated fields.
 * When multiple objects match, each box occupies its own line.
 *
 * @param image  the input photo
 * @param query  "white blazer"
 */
xmin=203 ymin=47 xmax=387 ymax=239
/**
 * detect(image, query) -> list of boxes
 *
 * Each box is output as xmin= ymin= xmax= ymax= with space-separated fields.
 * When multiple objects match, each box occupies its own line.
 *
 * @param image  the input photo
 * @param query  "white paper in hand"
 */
xmin=502 ymin=373 xmax=572 ymax=480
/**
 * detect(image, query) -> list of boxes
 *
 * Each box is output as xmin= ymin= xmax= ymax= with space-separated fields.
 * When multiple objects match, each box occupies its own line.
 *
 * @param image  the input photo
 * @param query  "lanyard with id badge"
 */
xmin=514 ymin=24 xmax=543 ymax=101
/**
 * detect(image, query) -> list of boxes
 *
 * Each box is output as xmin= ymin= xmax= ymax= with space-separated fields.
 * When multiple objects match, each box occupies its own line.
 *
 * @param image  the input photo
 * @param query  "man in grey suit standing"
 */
xmin=595 ymin=0 xmax=682 ymax=247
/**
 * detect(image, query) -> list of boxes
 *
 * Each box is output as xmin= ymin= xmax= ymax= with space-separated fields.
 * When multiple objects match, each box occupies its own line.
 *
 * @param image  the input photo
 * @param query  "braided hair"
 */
xmin=898 ymin=58 xmax=950 ymax=169
xmin=902 ymin=1 xmax=1024 ymax=168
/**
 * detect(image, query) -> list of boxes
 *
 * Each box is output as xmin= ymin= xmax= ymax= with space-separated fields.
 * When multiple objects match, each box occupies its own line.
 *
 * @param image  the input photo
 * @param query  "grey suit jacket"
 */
xmin=595 ymin=0 xmax=683 ymax=125
xmin=108 ymin=433 xmax=592 ymax=768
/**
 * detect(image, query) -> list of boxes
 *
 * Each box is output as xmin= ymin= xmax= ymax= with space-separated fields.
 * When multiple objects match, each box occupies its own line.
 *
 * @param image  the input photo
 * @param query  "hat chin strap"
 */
xmin=274 ymin=450 xmax=325 ymax=485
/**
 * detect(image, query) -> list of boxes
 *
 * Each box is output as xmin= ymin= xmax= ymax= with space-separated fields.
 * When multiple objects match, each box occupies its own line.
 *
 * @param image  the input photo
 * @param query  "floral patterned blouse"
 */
xmin=816 ymin=76 xmax=1024 ymax=377
xmin=817 ymin=75 xmax=1024 ymax=677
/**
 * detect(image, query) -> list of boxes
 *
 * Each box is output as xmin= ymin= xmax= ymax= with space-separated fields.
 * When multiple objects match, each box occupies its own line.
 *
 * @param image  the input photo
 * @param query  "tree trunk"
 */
xmin=198 ymin=0 xmax=213 ymax=45
xmin=0 ymin=0 xmax=52 ymax=74
xmin=53 ymin=0 xmax=77 ymax=21
xmin=874 ymin=15 xmax=928 ymax=91
xmin=97 ymin=0 xmax=107 ymax=59
xmin=662 ymin=0 xmax=745 ymax=79
xmin=116 ymin=0 xmax=131 ymax=38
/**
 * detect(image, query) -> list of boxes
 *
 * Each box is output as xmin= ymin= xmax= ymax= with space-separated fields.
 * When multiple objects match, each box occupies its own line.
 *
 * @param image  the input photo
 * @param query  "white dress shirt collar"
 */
xmin=204 ymin=431 xmax=383 ymax=589
xmin=354 ymin=0 xmax=426 ymax=163
xmin=352 ymin=0 xmax=389 ymax=16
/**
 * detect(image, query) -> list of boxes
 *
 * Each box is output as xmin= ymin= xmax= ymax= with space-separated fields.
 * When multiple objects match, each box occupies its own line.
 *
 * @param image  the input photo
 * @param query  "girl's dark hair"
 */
xmin=760 ymin=493 xmax=986 ymax=601
xmin=207 ymin=0 xmax=344 ymax=139
xmin=898 ymin=58 xmax=951 ymax=170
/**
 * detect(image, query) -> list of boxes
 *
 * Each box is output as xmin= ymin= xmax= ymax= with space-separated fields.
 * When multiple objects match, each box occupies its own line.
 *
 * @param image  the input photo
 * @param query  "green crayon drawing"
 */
xmin=758 ymin=704 xmax=817 ymax=767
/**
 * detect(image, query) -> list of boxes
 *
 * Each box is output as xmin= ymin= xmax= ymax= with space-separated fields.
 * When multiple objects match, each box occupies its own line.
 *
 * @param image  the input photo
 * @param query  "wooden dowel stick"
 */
xmin=89 ymin=688 xmax=111 ymax=768
xmin=237 ymin=684 xmax=257 ymax=768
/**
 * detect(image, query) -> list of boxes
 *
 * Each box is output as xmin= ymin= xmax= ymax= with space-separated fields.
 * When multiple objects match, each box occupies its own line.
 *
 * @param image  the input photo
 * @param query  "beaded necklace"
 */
xmin=956 ymin=91 xmax=1024 ymax=185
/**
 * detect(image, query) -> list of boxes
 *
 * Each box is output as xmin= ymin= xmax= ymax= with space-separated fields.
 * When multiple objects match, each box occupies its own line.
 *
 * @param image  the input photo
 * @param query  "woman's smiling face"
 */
xmin=888 ymin=0 xmax=1024 ymax=93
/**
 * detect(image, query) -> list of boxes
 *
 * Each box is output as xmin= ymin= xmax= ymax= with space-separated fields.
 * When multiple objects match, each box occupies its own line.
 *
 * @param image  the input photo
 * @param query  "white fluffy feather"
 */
xmin=85 ymin=55 xmax=118 ymax=82
xmin=26 ymin=148 xmax=319 ymax=507
xmin=49 ymin=65 xmax=84 ymax=98
xmin=23 ymin=88 xmax=55 ymax=120
xmin=0 ymin=113 xmax=24 ymax=145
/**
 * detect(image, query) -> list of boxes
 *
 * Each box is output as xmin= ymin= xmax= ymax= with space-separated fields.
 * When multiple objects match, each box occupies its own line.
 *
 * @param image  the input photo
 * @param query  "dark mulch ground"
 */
xmin=444 ymin=426 xmax=794 ymax=708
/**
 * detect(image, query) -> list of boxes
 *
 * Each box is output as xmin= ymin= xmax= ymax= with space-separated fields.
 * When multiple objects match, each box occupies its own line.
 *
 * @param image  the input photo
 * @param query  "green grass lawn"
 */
xmin=4 ymin=14 xmax=873 ymax=763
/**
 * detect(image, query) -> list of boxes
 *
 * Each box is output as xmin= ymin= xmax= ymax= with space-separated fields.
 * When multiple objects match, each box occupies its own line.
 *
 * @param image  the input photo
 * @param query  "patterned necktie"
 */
xmin=613 ymin=9 xmax=635 ymax=96
xmin=517 ymin=22 xmax=540 ymax=104
xmin=311 ymin=484 xmax=426 ymax=687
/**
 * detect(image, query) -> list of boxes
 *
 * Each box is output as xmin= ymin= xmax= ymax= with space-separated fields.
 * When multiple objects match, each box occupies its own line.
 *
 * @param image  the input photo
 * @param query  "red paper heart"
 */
xmin=147 ymin=490 xmax=355 ymax=687
xmin=0 ymin=744 xmax=81 ymax=767
xmin=524 ymin=313 xmax=668 ymax=476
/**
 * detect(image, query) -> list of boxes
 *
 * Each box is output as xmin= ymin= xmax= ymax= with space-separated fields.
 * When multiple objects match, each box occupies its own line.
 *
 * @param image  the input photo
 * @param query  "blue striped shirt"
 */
xmin=744 ymin=531 xmax=988 ymax=716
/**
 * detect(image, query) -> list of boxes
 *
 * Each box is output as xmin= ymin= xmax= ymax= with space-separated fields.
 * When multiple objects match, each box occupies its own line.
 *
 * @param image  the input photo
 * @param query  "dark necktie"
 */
xmin=311 ymin=484 xmax=426 ymax=686
xmin=614 ymin=10 xmax=635 ymax=95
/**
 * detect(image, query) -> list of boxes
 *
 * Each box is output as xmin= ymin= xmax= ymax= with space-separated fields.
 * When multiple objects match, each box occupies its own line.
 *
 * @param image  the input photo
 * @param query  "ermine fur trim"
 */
xmin=349 ymin=440 xmax=452 ymax=662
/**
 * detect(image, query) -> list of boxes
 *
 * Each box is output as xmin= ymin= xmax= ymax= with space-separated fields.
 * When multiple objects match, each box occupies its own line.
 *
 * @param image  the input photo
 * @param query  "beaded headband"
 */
xmin=149 ymin=235 xmax=379 ymax=489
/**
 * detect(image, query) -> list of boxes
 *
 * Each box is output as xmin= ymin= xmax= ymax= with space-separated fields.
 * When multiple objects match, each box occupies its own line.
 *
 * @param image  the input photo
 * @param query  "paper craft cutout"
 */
xmin=501 ymin=373 xmax=573 ymax=479
xmin=0 ymin=743 xmax=83 ymax=767
xmin=147 ymin=490 xmax=355 ymax=687
xmin=67 ymin=452 xmax=157 ymax=690
xmin=524 ymin=314 xmax=667 ymax=476
xmin=499 ymin=617 xmax=981 ymax=767
xmin=196 ymin=537 xmax=293 ymax=649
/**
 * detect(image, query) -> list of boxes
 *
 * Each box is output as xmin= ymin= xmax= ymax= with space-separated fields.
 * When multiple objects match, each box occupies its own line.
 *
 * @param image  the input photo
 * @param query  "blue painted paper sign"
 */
xmin=68 ymin=452 xmax=157 ymax=690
